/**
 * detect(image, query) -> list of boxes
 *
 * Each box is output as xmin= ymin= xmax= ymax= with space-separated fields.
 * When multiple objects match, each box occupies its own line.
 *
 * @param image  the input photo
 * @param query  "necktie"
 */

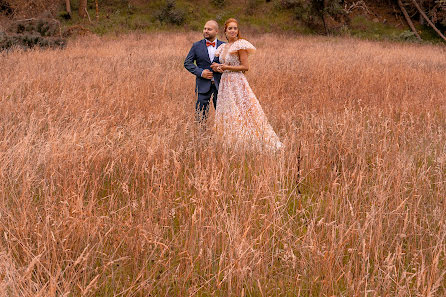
xmin=206 ymin=41 xmax=216 ymax=47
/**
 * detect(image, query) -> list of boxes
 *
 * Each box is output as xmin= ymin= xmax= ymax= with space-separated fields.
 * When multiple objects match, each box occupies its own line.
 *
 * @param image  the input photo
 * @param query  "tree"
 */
xmin=289 ymin=0 xmax=347 ymax=34
xmin=95 ymin=0 xmax=99 ymax=20
xmin=410 ymin=0 xmax=446 ymax=41
xmin=65 ymin=0 xmax=71 ymax=17
xmin=397 ymin=0 xmax=422 ymax=40
xmin=79 ymin=0 xmax=87 ymax=18
xmin=397 ymin=0 xmax=446 ymax=42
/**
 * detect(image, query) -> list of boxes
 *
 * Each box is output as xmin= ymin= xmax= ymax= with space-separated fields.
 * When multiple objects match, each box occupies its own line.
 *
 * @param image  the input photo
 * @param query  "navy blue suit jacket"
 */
xmin=184 ymin=39 xmax=225 ymax=94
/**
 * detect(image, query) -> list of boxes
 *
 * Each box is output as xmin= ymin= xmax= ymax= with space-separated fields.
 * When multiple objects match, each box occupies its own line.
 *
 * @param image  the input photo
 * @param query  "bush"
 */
xmin=156 ymin=0 xmax=185 ymax=26
xmin=0 ymin=0 xmax=13 ymax=15
xmin=0 ymin=33 xmax=66 ymax=51
xmin=398 ymin=30 xmax=420 ymax=42
xmin=211 ymin=0 xmax=225 ymax=7
xmin=279 ymin=0 xmax=349 ymax=31
xmin=246 ymin=0 xmax=262 ymax=14
xmin=1 ymin=18 xmax=66 ymax=51
xmin=279 ymin=0 xmax=303 ymax=9
xmin=1 ymin=0 xmax=61 ymax=18
xmin=278 ymin=0 xmax=315 ymax=24
xmin=7 ymin=18 xmax=60 ymax=36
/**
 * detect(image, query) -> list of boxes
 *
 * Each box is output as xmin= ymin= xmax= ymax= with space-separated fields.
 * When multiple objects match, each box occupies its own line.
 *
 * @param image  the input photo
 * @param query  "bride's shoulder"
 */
xmin=234 ymin=39 xmax=254 ymax=47
xmin=230 ymin=39 xmax=256 ymax=54
xmin=215 ymin=43 xmax=226 ymax=56
xmin=216 ymin=43 xmax=226 ymax=50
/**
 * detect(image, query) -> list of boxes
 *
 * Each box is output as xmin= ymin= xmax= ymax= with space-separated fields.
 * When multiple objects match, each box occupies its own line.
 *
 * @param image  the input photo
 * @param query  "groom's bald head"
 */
xmin=206 ymin=20 xmax=219 ymax=30
xmin=203 ymin=20 xmax=219 ymax=41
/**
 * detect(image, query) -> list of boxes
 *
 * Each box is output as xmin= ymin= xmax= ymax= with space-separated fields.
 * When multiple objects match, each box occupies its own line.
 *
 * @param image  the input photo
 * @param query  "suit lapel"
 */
xmin=200 ymin=39 xmax=211 ymax=63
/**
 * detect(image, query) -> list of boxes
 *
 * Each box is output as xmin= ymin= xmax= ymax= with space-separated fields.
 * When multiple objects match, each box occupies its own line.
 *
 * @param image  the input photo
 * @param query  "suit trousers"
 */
xmin=196 ymin=82 xmax=218 ymax=122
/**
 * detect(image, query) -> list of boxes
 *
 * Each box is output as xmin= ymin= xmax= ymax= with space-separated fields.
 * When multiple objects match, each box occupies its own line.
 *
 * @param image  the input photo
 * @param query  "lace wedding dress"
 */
xmin=214 ymin=39 xmax=283 ymax=151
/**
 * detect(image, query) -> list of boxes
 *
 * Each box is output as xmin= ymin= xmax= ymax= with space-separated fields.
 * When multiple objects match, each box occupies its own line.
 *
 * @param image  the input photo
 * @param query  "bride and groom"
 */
xmin=184 ymin=18 xmax=283 ymax=151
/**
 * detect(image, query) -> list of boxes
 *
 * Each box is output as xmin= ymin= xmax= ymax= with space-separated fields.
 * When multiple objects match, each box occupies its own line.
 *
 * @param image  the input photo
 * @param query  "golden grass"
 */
xmin=0 ymin=32 xmax=446 ymax=296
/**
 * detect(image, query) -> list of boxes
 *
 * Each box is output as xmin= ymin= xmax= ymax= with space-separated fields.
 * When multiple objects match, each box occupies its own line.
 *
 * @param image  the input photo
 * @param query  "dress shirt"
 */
xmin=202 ymin=38 xmax=218 ymax=81
xmin=206 ymin=38 xmax=218 ymax=62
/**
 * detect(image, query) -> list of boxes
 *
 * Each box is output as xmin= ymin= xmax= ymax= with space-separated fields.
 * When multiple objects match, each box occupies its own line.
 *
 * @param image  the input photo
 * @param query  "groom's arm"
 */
xmin=184 ymin=44 xmax=204 ymax=77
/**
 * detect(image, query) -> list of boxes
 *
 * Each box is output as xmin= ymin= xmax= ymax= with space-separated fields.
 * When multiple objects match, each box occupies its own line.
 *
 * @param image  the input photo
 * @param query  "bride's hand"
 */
xmin=211 ymin=62 xmax=220 ymax=72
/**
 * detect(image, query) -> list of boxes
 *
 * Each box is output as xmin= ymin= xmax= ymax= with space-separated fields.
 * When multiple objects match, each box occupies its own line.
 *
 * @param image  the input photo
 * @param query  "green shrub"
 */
xmin=398 ymin=30 xmax=419 ymax=42
xmin=1 ymin=18 xmax=66 ymax=51
xmin=0 ymin=33 xmax=66 ymax=51
xmin=0 ymin=0 xmax=13 ymax=15
xmin=211 ymin=0 xmax=225 ymax=7
xmin=279 ymin=0 xmax=303 ymax=9
xmin=155 ymin=0 xmax=185 ymax=26
xmin=7 ymin=19 xmax=59 ymax=36
xmin=246 ymin=0 xmax=262 ymax=14
xmin=279 ymin=0 xmax=348 ymax=31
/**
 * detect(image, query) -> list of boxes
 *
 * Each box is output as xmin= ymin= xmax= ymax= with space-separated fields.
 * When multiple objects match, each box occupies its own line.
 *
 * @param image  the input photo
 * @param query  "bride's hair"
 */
xmin=224 ymin=18 xmax=243 ymax=40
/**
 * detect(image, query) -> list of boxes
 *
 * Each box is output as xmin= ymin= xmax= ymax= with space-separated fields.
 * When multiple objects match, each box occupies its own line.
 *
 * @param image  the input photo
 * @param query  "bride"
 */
xmin=211 ymin=18 xmax=283 ymax=152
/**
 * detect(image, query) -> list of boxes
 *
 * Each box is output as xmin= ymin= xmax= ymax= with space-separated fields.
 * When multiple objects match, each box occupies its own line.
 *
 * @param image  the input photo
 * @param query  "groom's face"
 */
xmin=203 ymin=21 xmax=218 ymax=41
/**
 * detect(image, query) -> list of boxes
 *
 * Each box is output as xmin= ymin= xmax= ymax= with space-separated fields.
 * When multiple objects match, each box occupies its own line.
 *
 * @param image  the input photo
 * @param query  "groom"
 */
xmin=184 ymin=20 xmax=224 ymax=123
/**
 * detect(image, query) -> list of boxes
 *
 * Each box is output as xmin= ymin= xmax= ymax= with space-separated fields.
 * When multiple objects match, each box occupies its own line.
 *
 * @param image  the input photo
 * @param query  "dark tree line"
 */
xmin=278 ymin=0 xmax=350 ymax=34
xmin=276 ymin=0 xmax=446 ymax=39
xmin=396 ymin=0 xmax=446 ymax=40
xmin=0 ymin=0 xmax=97 ymax=20
xmin=1 ymin=0 xmax=446 ymax=40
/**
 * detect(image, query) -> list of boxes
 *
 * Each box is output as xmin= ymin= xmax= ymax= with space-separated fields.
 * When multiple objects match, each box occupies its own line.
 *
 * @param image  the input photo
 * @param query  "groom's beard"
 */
xmin=204 ymin=33 xmax=217 ymax=41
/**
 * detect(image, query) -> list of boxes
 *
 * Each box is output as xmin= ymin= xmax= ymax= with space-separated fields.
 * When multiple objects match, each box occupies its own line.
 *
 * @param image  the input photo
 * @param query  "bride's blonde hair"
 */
xmin=224 ymin=18 xmax=243 ymax=40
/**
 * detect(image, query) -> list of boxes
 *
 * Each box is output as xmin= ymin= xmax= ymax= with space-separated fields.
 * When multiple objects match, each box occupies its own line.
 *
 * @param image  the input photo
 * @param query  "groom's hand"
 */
xmin=201 ymin=69 xmax=213 ymax=80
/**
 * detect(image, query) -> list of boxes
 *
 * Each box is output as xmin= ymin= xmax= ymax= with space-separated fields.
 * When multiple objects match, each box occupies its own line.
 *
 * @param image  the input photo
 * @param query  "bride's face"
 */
xmin=226 ymin=22 xmax=239 ymax=40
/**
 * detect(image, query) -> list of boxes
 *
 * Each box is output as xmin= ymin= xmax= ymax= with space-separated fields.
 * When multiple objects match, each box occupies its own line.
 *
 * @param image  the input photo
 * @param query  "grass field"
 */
xmin=1 ymin=32 xmax=446 ymax=296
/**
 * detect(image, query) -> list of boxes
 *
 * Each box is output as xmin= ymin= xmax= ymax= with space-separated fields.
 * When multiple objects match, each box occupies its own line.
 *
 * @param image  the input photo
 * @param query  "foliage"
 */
xmin=0 ymin=0 xmax=12 ymax=15
xmin=155 ymin=0 xmax=186 ymax=26
xmin=0 ymin=0 xmax=61 ymax=17
xmin=400 ymin=0 xmax=446 ymax=27
xmin=278 ymin=0 xmax=347 ymax=30
xmin=8 ymin=18 xmax=59 ymax=36
xmin=399 ymin=30 xmax=419 ymax=41
xmin=246 ymin=0 xmax=262 ymax=14
xmin=349 ymin=15 xmax=407 ymax=41
xmin=0 ymin=18 xmax=66 ymax=51
xmin=31 ymin=0 xmax=443 ymax=43
xmin=0 ymin=33 xmax=65 ymax=50
xmin=278 ymin=0 xmax=302 ymax=9
xmin=210 ymin=0 xmax=226 ymax=7
xmin=322 ymin=0 xmax=347 ymax=23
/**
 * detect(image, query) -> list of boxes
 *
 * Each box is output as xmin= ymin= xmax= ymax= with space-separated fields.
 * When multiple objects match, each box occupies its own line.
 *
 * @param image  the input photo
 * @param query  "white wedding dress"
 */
xmin=214 ymin=39 xmax=283 ymax=151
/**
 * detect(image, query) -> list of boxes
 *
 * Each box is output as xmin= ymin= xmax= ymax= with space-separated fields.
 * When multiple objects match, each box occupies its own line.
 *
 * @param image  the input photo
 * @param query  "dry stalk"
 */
xmin=0 ymin=32 xmax=445 ymax=296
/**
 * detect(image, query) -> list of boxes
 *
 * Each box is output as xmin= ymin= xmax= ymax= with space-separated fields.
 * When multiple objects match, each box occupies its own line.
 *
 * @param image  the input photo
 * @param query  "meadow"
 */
xmin=0 ymin=32 xmax=445 ymax=296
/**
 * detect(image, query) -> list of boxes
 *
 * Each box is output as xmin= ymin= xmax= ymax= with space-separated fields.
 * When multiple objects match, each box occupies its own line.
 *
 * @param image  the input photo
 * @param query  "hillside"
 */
xmin=0 ymin=0 xmax=445 ymax=43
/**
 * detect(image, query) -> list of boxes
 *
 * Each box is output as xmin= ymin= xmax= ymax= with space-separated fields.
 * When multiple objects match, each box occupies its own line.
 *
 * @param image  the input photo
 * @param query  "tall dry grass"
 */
xmin=0 ymin=32 xmax=446 ymax=296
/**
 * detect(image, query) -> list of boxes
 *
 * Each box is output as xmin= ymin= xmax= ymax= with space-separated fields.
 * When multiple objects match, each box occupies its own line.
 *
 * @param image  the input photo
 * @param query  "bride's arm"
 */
xmin=221 ymin=50 xmax=249 ymax=72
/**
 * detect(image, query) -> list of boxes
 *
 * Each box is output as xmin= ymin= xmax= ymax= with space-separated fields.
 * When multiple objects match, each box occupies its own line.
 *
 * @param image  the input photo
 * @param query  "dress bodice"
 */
xmin=219 ymin=44 xmax=240 ymax=66
xmin=216 ymin=39 xmax=256 ymax=69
